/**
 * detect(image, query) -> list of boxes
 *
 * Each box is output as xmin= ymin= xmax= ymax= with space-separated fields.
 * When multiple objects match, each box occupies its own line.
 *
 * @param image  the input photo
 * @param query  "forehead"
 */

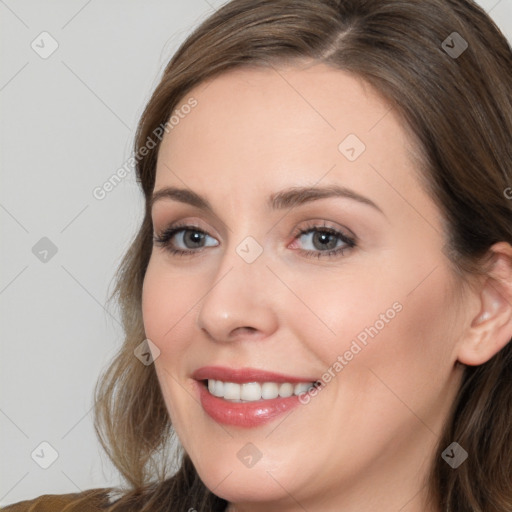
xmin=154 ymin=62 xmax=425 ymax=213
xmin=159 ymin=62 xmax=395 ymax=154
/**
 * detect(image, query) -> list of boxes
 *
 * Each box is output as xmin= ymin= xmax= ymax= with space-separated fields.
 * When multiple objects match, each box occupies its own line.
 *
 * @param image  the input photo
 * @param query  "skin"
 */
xmin=141 ymin=61 xmax=512 ymax=512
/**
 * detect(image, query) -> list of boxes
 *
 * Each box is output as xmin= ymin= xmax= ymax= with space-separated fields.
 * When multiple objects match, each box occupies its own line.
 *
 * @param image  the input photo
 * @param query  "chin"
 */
xmin=196 ymin=460 xmax=298 ymax=504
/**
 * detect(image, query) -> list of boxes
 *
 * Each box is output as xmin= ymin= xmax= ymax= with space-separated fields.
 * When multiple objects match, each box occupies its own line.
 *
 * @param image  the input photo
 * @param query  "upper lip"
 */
xmin=192 ymin=366 xmax=317 ymax=384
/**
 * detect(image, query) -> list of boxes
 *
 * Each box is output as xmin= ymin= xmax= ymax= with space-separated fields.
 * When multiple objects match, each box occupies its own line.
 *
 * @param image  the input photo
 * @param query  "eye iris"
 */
xmin=313 ymin=231 xmax=337 ymax=251
xmin=185 ymin=230 xmax=205 ymax=248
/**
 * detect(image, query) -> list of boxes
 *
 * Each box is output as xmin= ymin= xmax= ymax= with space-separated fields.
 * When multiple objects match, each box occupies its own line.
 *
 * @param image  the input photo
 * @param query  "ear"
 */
xmin=457 ymin=242 xmax=512 ymax=366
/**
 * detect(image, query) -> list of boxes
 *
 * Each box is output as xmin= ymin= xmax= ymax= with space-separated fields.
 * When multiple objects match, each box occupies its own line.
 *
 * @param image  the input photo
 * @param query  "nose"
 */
xmin=196 ymin=242 xmax=279 ymax=343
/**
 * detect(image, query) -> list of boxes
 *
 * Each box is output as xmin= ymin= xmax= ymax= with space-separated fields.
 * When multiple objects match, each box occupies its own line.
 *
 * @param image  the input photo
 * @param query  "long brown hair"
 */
xmin=89 ymin=1 xmax=512 ymax=510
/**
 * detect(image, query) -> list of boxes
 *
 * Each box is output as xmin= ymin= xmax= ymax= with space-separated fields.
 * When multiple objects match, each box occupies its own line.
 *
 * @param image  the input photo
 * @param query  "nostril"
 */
xmin=231 ymin=326 xmax=257 ymax=337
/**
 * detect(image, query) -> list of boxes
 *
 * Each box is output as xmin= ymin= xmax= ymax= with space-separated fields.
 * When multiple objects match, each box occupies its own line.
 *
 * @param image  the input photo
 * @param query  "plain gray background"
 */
xmin=1 ymin=0 xmax=511 ymax=506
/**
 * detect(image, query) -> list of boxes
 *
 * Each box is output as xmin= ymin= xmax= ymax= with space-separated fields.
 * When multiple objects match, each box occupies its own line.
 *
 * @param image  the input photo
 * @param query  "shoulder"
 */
xmin=1 ymin=488 xmax=114 ymax=511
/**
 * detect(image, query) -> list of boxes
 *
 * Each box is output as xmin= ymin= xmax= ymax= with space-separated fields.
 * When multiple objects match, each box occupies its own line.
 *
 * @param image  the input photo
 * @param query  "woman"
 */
xmin=5 ymin=0 xmax=511 ymax=510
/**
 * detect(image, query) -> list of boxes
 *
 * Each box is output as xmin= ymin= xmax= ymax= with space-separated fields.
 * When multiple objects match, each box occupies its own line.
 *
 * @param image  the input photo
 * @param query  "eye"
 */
xmin=153 ymin=220 xmax=357 ymax=259
xmin=153 ymin=222 xmax=218 ymax=257
xmin=290 ymin=221 xmax=356 ymax=259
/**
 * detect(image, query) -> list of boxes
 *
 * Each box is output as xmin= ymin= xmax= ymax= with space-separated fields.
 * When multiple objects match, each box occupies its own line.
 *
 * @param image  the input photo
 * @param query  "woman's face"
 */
xmin=142 ymin=62 xmax=467 ymax=511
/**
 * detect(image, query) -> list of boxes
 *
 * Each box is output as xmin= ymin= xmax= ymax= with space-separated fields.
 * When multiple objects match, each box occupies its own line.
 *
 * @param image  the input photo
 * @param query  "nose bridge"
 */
xmin=195 ymin=233 xmax=279 ymax=342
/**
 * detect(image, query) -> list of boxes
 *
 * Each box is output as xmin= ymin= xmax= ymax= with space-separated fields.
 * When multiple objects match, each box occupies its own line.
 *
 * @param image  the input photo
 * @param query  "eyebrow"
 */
xmin=150 ymin=185 xmax=384 ymax=216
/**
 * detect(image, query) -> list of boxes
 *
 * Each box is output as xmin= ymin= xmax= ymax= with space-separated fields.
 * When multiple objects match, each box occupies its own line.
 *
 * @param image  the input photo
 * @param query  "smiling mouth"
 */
xmin=194 ymin=371 xmax=322 ymax=427
xmin=201 ymin=379 xmax=318 ymax=402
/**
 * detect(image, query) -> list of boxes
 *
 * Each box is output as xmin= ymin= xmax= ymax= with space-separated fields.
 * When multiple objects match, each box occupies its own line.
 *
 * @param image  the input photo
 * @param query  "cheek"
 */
xmin=141 ymin=260 xmax=198 ymax=426
xmin=142 ymin=264 xmax=167 ymax=343
xmin=297 ymin=255 xmax=457 ymax=391
xmin=141 ymin=259 xmax=194 ymax=355
xmin=284 ymin=266 xmax=403 ymax=366
xmin=335 ymin=261 xmax=459 ymax=424
xmin=142 ymin=244 xmax=456 ymax=384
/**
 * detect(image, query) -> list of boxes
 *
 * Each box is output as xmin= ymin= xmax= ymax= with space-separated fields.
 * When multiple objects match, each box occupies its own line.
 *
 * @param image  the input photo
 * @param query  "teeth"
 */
xmin=224 ymin=382 xmax=241 ymax=400
xmin=206 ymin=380 xmax=316 ymax=402
xmin=278 ymin=382 xmax=294 ymax=398
xmin=261 ymin=382 xmax=279 ymax=399
xmin=293 ymin=382 xmax=312 ymax=395
xmin=242 ymin=382 xmax=262 ymax=401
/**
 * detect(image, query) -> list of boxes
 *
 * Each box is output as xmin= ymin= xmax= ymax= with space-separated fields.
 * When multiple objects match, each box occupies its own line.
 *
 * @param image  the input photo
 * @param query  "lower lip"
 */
xmin=195 ymin=380 xmax=304 ymax=428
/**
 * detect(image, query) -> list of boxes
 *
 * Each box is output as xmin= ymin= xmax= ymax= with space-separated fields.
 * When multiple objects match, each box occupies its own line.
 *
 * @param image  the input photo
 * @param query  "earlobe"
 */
xmin=457 ymin=243 xmax=512 ymax=367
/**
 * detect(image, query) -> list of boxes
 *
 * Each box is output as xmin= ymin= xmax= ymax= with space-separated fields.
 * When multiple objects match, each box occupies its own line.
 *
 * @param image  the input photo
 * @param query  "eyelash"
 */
xmin=152 ymin=221 xmax=357 ymax=260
